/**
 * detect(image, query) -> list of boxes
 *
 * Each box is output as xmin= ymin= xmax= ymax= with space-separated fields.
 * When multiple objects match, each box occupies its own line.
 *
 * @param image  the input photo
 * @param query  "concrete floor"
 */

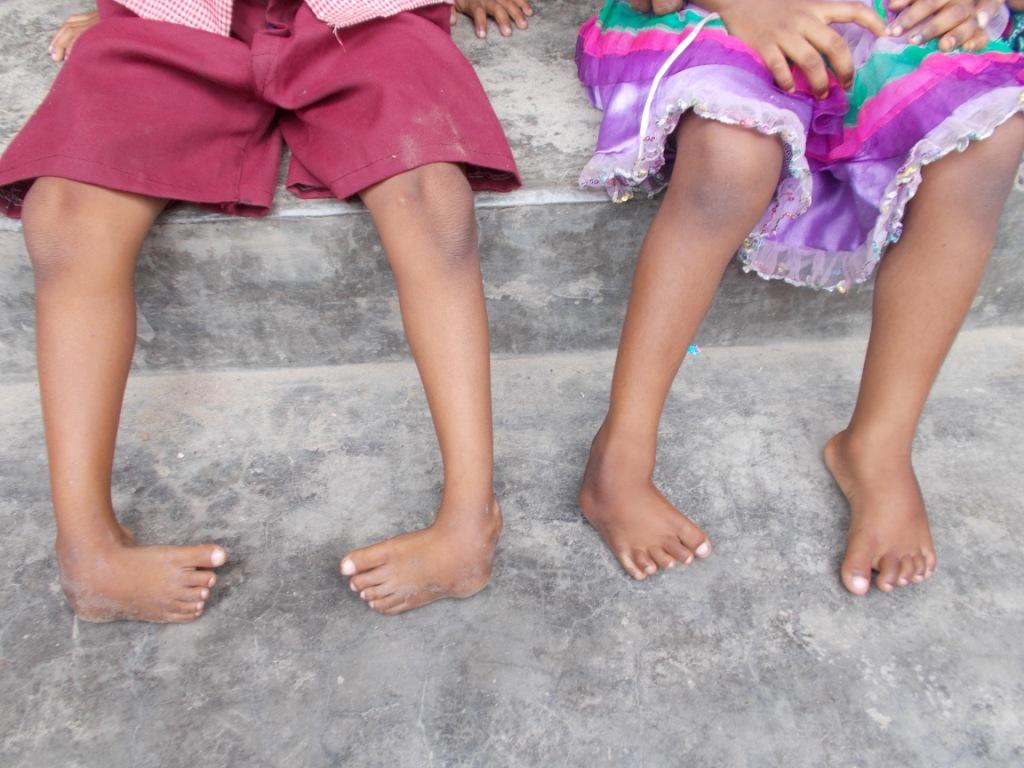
xmin=2 ymin=329 xmax=1024 ymax=767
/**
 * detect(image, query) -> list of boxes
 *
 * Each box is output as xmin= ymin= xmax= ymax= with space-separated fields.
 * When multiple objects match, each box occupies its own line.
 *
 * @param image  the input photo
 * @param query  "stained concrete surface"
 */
xmin=2 ymin=329 xmax=1024 ymax=767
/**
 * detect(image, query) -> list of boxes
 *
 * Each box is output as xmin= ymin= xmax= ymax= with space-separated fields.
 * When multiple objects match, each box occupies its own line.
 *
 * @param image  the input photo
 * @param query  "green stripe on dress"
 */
xmin=847 ymin=38 xmax=1013 ymax=125
xmin=596 ymin=1 xmax=725 ymax=34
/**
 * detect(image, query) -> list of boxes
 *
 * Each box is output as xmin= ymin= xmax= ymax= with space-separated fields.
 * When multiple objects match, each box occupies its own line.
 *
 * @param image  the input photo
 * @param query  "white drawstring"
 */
xmin=636 ymin=12 xmax=720 ymax=166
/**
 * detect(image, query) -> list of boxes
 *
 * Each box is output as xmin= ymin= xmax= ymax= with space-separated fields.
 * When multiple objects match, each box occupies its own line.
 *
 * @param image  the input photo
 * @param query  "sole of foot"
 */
xmin=57 ymin=527 xmax=227 ymax=623
xmin=824 ymin=430 xmax=937 ymax=596
xmin=340 ymin=498 xmax=502 ymax=616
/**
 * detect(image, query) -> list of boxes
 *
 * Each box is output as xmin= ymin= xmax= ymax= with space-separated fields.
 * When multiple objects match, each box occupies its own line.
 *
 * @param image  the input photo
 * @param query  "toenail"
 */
xmin=341 ymin=559 xmax=356 ymax=576
xmin=695 ymin=542 xmax=710 ymax=558
xmin=211 ymin=548 xmax=227 ymax=567
xmin=850 ymin=575 xmax=870 ymax=593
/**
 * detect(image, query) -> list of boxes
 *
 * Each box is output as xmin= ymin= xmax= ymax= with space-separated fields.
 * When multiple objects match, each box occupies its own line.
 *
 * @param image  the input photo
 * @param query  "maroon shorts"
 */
xmin=0 ymin=0 xmax=520 ymax=218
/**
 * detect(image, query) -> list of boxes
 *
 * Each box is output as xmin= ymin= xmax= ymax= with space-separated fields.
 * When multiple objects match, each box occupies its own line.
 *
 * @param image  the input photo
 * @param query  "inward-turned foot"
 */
xmin=825 ymin=430 xmax=937 ymax=596
xmin=57 ymin=523 xmax=226 ymax=623
xmin=341 ymin=497 xmax=501 ymax=616
xmin=579 ymin=426 xmax=711 ymax=580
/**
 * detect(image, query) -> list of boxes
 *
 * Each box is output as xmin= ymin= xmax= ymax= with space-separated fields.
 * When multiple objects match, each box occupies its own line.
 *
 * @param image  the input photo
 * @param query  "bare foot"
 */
xmin=579 ymin=427 xmax=711 ymax=581
xmin=824 ymin=430 xmax=937 ymax=596
xmin=56 ymin=524 xmax=226 ymax=623
xmin=340 ymin=498 xmax=501 ymax=616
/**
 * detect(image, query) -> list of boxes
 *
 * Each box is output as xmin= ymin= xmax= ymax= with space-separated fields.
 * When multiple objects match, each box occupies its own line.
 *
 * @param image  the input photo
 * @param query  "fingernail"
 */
xmin=889 ymin=24 xmax=903 ymax=36
xmin=201 ymin=589 xmax=209 ymax=599
xmin=978 ymin=11 xmax=990 ymax=27
xmin=368 ymin=600 xmax=376 ymax=609
xmin=666 ymin=561 xmax=676 ymax=570
xmin=349 ymin=581 xmax=357 ymax=592
xmin=211 ymin=548 xmax=227 ymax=566
xmin=359 ymin=591 xmax=366 ymax=600
xmin=477 ymin=30 xmax=485 ymax=38
xmin=695 ymin=542 xmax=711 ymax=558
xmin=850 ymin=575 xmax=870 ymax=594
xmin=645 ymin=564 xmax=656 ymax=574
xmin=909 ymin=33 xmax=923 ymax=45
xmin=941 ymin=36 xmax=954 ymax=50
xmin=340 ymin=558 xmax=356 ymax=575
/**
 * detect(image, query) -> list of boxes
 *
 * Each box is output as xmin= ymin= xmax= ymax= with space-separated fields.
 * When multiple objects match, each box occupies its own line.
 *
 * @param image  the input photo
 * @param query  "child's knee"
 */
xmin=670 ymin=117 xmax=783 ymax=213
xmin=22 ymin=178 xmax=97 ymax=282
xmin=969 ymin=115 xmax=1024 ymax=177
xmin=381 ymin=163 xmax=480 ymax=272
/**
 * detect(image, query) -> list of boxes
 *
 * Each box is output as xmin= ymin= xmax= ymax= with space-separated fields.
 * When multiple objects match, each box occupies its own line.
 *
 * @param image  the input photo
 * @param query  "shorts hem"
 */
xmin=0 ymin=154 xmax=273 ymax=219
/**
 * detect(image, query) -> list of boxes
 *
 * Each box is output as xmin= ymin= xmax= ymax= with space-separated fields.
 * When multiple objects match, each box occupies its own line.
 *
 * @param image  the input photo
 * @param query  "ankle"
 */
xmin=584 ymin=420 xmax=656 ymax=488
xmin=55 ymin=520 xmax=128 ymax=559
xmin=436 ymin=491 xmax=500 ymax=528
xmin=835 ymin=426 xmax=914 ymax=464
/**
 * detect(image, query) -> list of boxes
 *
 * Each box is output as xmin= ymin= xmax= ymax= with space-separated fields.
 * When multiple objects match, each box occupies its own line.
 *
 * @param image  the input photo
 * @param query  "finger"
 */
xmin=782 ymin=35 xmax=831 ymax=98
xmin=50 ymin=28 xmax=73 ymax=61
xmin=824 ymin=2 xmax=890 ymax=37
xmin=652 ymin=0 xmax=685 ymax=14
xmin=630 ymin=0 xmax=653 ymax=12
xmin=501 ymin=0 xmax=528 ymax=29
xmin=961 ymin=28 xmax=990 ymax=51
xmin=888 ymin=0 xmax=912 ymax=9
xmin=516 ymin=0 xmax=534 ymax=16
xmin=804 ymin=23 xmax=854 ymax=88
xmin=493 ymin=4 xmax=513 ymax=36
xmin=934 ymin=14 xmax=981 ymax=50
xmin=911 ymin=2 xmax=974 ymax=46
xmin=976 ymin=0 xmax=1003 ymax=29
xmin=761 ymin=44 xmax=796 ymax=93
xmin=473 ymin=6 xmax=488 ymax=37
xmin=890 ymin=0 xmax=944 ymax=37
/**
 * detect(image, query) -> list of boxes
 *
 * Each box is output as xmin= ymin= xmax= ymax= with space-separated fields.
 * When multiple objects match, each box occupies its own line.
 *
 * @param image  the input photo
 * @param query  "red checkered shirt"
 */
xmin=111 ymin=0 xmax=453 ymax=35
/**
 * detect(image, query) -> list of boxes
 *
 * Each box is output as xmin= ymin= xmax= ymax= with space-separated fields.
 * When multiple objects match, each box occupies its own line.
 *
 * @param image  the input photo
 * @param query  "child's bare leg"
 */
xmin=23 ymin=178 xmax=227 ymax=622
xmin=826 ymin=116 xmax=1024 ymax=596
xmin=580 ymin=116 xmax=782 ymax=580
xmin=341 ymin=163 xmax=500 ymax=615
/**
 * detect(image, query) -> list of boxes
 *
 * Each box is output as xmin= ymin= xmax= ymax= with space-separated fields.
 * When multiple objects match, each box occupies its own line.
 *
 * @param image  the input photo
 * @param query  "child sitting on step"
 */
xmin=0 ymin=0 xmax=527 ymax=622
xmin=576 ymin=0 xmax=1023 ymax=594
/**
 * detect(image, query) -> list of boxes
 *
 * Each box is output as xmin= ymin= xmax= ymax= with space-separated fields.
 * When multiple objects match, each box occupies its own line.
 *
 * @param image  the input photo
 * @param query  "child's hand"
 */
xmin=887 ymin=0 xmax=1003 ymax=51
xmin=49 ymin=11 xmax=98 ymax=62
xmin=451 ymin=0 xmax=533 ymax=38
xmin=711 ymin=0 xmax=888 ymax=99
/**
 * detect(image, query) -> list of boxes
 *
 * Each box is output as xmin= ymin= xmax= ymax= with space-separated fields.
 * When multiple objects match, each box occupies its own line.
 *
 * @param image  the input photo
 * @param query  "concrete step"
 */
xmin=2 ymin=0 xmax=1023 ymax=379
xmin=2 ymin=327 xmax=1023 ymax=766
